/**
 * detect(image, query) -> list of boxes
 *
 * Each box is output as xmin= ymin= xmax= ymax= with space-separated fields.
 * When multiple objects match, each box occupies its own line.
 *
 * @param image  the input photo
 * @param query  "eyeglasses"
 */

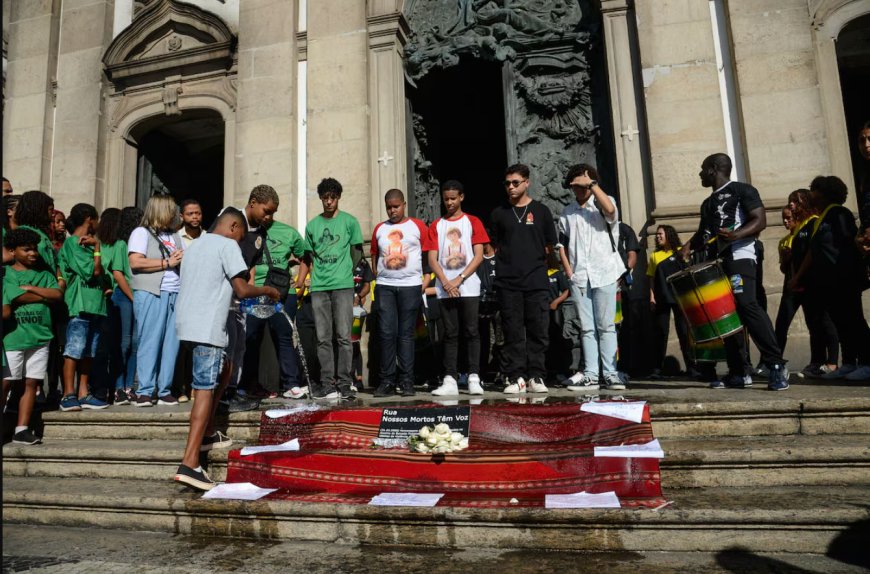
xmin=504 ymin=179 xmax=527 ymax=188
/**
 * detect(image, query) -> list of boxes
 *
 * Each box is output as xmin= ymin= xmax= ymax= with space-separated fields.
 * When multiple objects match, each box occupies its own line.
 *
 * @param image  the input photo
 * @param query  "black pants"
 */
xmin=243 ymin=309 xmax=301 ymax=391
xmin=497 ymin=288 xmax=549 ymax=379
xmin=822 ymin=283 xmax=870 ymax=365
xmin=775 ymin=288 xmax=839 ymax=365
xmin=722 ymin=258 xmax=783 ymax=375
xmin=441 ymin=296 xmax=480 ymax=379
xmin=653 ymin=303 xmax=695 ymax=373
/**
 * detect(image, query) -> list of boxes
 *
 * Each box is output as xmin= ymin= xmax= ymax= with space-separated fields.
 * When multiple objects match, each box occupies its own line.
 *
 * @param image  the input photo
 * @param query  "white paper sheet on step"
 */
xmin=580 ymin=400 xmax=646 ymax=423
xmin=239 ymin=439 xmax=300 ymax=456
xmin=593 ymin=439 xmax=664 ymax=459
xmin=368 ymin=493 xmax=445 ymax=507
xmin=264 ymin=404 xmax=322 ymax=419
xmin=545 ymin=491 xmax=621 ymax=509
xmin=201 ymin=482 xmax=277 ymax=500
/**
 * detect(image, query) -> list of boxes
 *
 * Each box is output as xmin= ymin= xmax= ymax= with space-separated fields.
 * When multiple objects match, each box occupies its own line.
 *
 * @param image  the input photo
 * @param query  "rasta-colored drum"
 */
xmin=690 ymin=336 xmax=726 ymax=363
xmin=614 ymin=291 xmax=623 ymax=325
xmin=351 ymin=306 xmax=367 ymax=343
xmin=667 ymin=261 xmax=743 ymax=343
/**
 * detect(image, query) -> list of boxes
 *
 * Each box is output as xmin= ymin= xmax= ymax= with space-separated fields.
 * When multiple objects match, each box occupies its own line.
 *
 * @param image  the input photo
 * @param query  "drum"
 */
xmin=614 ymin=291 xmax=623 ymax=325
xmin=690 ymin=337 xmax=726 ymax=363
xmin=667 ymin=261 xmax=742 ymax=343
xmin=351 ymin=306 xmax=367 ymax=343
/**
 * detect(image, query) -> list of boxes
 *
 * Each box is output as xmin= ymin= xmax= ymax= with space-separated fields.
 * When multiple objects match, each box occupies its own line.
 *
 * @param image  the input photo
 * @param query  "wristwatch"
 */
xmin=459 ymin=273 xmax=466 ymax=281
xmin=590 ymin=180 xmax=598 ymax=188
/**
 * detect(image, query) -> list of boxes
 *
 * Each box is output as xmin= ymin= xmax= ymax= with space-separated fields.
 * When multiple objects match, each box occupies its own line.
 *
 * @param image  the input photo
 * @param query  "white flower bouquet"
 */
xmin=408 ymin=423 xmax=469 ymax=454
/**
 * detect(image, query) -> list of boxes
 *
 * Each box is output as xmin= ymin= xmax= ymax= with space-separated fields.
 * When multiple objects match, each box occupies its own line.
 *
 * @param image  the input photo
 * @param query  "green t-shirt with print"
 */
xmin=304 ymin=211 xmax=363 ymax=292
xmin=100 ymin=241 xmax=119 ymax=291
xmin=2 ymin=267 xmax=59 ymax=351
xmin=58 ymin=236 xmax=108 ymax=317
xmin=254 ymin=221 xmax=309 ymax=287
xmin=17 ymin=225 xmax=58 ymax=276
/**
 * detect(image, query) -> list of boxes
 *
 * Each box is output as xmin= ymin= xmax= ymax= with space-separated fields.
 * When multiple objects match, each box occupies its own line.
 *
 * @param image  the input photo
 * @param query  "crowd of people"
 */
xmin=2 ymin=125 xmax=870 ymax=487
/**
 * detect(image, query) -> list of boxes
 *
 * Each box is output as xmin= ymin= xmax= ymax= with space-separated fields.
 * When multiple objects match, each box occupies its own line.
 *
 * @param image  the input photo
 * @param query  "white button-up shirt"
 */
xmin=558 ymin=196 xmax=623 ymax=289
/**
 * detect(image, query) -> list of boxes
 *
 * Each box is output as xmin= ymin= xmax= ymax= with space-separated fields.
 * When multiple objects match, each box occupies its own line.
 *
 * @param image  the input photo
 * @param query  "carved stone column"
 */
xmin=2 ymin=1 xmax=61 ymax=193
xmin=49 ymin=0 xmax=115 ymax=210
xmin=367 ymin=2 xmax=409 ymax=233
xmin=235 ymin=0 xmax=298 ymax=214
xmin=600 ymin=0 xmax=648 ymax=231
xmin=307 ymin=0 xmax=370 ymax=232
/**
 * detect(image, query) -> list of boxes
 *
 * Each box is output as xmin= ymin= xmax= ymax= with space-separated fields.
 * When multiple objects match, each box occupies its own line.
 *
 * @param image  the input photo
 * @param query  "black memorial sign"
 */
xmin=378 ymin=406 xmax=471 ymax=441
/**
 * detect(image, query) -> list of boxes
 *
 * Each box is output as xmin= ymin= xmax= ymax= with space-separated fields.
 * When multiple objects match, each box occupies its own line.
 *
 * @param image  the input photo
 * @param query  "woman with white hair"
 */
xmin=128 ymin=195 xmax=184 ymax=406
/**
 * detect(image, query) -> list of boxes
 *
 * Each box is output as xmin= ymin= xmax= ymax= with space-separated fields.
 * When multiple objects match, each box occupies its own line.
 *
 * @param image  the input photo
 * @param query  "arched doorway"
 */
xmin=130 ymin=109 xmax=225 ymax=225
xmin=836 ymin=14 xmax=870 ymax=186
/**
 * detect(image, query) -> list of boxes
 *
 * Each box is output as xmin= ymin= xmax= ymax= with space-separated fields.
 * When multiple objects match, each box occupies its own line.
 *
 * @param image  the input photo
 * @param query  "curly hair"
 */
xmin=4 ymin=227 xmax=40 ymax=251
xmin=563 ymin=164 xmax=600 ymax=188
xmin=317 ymin=178 xmax=343 ymax=198
xmin=809 ymin=176 xmax=848 ymax=206
xmin=656 ymin=225 xmax=682 ymax=251
xmin=249 ymin=184 xmax=280 ymax=205
xmin=3 ymin=194 xmax=21 ymax=230
xmin=787 ymin=188 xmax=813 ymax=220
xmin=14 ymin=190 xmax=54 ymax=234
xmin=118 ymin=206 xmax=143 ymax=242
xmin=97 ymin=207 xmax=122 ymax=245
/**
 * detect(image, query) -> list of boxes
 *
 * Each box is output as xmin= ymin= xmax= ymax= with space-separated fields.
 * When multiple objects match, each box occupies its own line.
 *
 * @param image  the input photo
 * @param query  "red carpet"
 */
xmin=225 ymin=402 xmax=666 ymax=508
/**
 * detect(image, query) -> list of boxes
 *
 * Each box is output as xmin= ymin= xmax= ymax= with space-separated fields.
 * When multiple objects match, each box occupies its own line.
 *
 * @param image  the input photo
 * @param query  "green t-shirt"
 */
xmin=254 ymin=221 xmax=309 ymax=287
xmin=17 ymin=225 xmax=58 ymax=275
xmin=304 ymin=211 xmax=363 ymax=292
xmin=58 ymin=236 xmax=108 ymax=317
xmin=2 ymin=267 xmax=59 ymax=351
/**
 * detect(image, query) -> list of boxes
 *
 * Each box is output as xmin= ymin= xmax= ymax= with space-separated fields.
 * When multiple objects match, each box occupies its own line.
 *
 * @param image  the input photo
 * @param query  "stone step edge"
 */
xmin=4 ymin=478 xmax=868 ymax=553
xmin=4 ymin=436 xmax=870 ymax=466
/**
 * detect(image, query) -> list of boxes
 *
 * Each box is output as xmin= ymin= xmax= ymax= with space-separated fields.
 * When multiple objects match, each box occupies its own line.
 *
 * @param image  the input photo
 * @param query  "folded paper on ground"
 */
xmin=264 ymin=404 xmax=322 ymax=419
xmin=240 ymin=438 xmax=300 ymax=456
xmin=580 ymin=400 xmax=647 ymax=423
xmin=594 ymin=439 xmax=664 ymax=459
xmin=201 ymin=482 xmax=277 ymax=500
xmin=545 ymin=491 xmax=621 ymax=509
xmin=369 ymin=493 xmax=445 ymax=507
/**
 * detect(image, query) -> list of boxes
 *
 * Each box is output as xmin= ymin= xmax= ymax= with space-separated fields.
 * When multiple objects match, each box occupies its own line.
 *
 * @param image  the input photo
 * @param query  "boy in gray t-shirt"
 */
xmin=173 ymin=209 xmax=279 ymax=491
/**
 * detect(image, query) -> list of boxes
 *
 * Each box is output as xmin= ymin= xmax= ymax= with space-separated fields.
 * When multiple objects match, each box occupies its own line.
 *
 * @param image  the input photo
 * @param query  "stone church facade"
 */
xmin=3 ymin=0 xmax=868 ymax=365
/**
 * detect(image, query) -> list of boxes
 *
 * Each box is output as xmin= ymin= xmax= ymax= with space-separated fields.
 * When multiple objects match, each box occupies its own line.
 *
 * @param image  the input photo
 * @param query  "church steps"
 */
xmin=2 ymin=477 xmax=866 ymax=554
xmin=32 ymin=395 xmax=870 ymax=441
xmin=3 ymin=434 xmax=868 ymax=488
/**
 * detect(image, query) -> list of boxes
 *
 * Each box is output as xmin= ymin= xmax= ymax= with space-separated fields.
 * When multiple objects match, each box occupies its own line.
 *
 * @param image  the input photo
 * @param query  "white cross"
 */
xmin=377 ymin=150 xmax=394 ymax=167
xmin=620 ymin=124 xmax=640 ymax=142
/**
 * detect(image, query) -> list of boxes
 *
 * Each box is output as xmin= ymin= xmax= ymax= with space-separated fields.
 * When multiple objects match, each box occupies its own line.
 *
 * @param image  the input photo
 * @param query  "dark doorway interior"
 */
xmin=408 ymin=60 xmax=508 ymax=227
xmin=132 ymin=109 xmax=224 ymax=226
xmin=837 ymin=14 xmax=870 ymax=188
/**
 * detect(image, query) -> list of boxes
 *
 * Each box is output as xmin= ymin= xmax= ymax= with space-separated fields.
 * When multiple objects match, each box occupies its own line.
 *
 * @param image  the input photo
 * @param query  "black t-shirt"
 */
xmin=547 ymin=269 xmax=570 ymax=302
xmin=859 ymin=161 xmax=870 ymax=233
xmin=490 ymin=199 xmax=557 ymax=292
xmin=694 ymin=181 xmax=764 ymax=261
xmin=353 ymin=258 xmax=374 ymax=295
xmin=617 ymin=222 xmax=640 ymax=296
xmin=476 ymin=255 xmax=497 ymax=301
xmin=811 ymin=204 xmax=862 ymax=287
xmin=653 ymin=253 xmax=687 ymax=306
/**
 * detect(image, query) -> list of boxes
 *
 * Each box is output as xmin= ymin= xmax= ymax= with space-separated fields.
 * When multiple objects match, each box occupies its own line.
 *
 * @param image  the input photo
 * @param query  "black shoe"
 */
xmin=310 ymin=383 xmax=340 ymax=399
xmin=227 ymin=394 xmax=260 ymax=413
xmin=373 ymin=383 xmax=395 ymax=397
xmin=400 ymin=384 xmax=417 ymax=397
xmin=174 ymin=464 xmax=215 ymax=491
xmin=12 ymin=428 xmax=42 ymax=445
xmin=338 ymin=386 xmax=356 ymax=400
xmin=200 ymin=431 xmax=233 ymax=452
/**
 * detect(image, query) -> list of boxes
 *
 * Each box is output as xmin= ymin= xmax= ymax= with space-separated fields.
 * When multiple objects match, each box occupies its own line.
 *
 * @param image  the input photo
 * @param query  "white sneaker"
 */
xmin=282 ymin=386 xmax=308 ymax=399
xmin=527 ymin=377 xmax=548 ymax=393
xmin=566 ymin=373 xmax=599 ymax=392
xmin=844 ymin=365 xmax=870 ymax=381
xmin=467 ymin=374 xmax=484 ymax=395
xmin=432 ymin=375 xmax=460 ymax=396
xmin=503 ymin=377 xmax=527 ymax=394
xmin=822 ymin=364 xmax=858 ymax=379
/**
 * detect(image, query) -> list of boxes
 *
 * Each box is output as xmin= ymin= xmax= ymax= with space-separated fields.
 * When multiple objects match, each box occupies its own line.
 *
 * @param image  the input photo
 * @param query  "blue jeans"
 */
xmin=134 ymin=290 xmax=179 ymax=398
xmin=189 ymin=343 xmax=225 ymax=391
xmin=570 ymin=278 xmax=618 ymax=379
xmin=375 ymin=284 xmax=421 ymax=388
xmin=64 ymin=314 xmax=101 ymax=360
xmin=112 ymin=288 xmax=137 ymax=391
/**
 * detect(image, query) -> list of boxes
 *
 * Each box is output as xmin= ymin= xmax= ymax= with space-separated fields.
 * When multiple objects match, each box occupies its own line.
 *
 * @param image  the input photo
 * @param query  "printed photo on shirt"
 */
xmin=384 ymin=229 xmax=407 ymax=270
xmin=442 ymin=227 xmax=467 ymax=270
